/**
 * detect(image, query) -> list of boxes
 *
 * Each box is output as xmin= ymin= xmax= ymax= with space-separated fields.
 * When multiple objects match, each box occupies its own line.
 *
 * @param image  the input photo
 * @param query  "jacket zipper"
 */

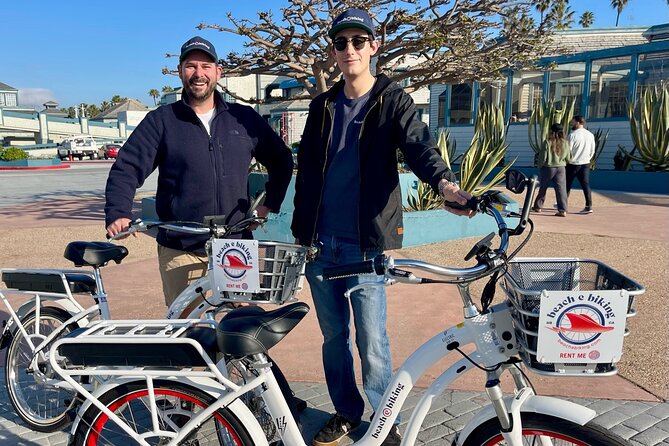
xmin=309 ymin=98 xmax=334 ymax=246
xmin=356 ymin=97 xmax=381 ymax=248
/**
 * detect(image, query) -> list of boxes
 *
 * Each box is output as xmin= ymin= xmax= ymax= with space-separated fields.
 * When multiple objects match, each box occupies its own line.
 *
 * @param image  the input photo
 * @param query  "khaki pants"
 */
xmin=157 ymin=245 xmax=208 ymax=307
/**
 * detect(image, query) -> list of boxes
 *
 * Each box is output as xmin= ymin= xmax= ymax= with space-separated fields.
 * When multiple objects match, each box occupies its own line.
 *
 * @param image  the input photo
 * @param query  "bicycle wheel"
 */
xmin=462 ymin=412 xmax=630 ymax=446
xmin=72 ymin=380 xmax=253 ymax=446
xmin=4 ymin=306 xmax=78 ymax=432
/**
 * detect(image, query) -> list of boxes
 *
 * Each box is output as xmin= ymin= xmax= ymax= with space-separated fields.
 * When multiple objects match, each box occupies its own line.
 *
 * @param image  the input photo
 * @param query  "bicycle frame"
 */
xmin=50 ymin=319 xmax=272 ymax=446
xmin=54 ymin=301 xmax=596 ymax=446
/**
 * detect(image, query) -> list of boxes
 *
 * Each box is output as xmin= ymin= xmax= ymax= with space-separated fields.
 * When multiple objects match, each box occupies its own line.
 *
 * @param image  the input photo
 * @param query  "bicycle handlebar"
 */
xmin=107 ymin=215 xmax=267 ymax=241
xmin=322 ymin=171 xmax=538 ymax=283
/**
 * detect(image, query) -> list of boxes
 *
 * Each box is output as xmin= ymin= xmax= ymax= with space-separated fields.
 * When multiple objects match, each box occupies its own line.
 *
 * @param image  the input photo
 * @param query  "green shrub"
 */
xmin=0 ymin=147 xmax=29 ymax=161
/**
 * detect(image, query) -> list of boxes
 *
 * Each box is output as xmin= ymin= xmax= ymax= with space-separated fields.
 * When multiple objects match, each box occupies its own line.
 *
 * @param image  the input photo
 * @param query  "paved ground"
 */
xmin=1 ymin=374 xmax=669 ymax=446
xmin=0 ymin=181 xmax=667 ymax=444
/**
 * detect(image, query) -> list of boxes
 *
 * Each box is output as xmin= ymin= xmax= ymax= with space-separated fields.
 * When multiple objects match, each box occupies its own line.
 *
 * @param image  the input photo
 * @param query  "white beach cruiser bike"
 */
xmin=0 ymin=192 xmax=309 ymax=438
xmin=49 ymin=170 xmax=643 ymax=445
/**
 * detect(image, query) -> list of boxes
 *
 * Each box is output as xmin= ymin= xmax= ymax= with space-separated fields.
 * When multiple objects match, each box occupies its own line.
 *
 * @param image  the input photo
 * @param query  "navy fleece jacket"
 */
xmin=104 ymin=91 xmax=293 ymax=254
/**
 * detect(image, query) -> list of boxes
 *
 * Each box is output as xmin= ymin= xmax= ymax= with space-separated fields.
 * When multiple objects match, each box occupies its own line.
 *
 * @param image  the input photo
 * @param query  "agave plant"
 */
xmin=590 ymin=128 xmax=609 ymax=170
xmin=405 ymin=180 xmax=444 ymax=211
xmin=459 ymin=103 xmax=515 ymax=196
xmin=621 ymin=85 xmax=669 ymax=171
xmin=405 ymin=130 xmax=460 ymax=211
xmin=614 ymin=145 xmax=637 ymax=171
xmin=436 ymin=129 xmax=461 ymax=170
xmin=406 ymin=104 xmax=513 ymax=208
xmin=528 ymin=98 xmax=575 ymax=166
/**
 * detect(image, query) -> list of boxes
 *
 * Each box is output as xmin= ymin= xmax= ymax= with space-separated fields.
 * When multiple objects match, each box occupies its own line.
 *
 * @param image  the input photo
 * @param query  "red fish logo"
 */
xmin=548 ymin=313 xmax=614 ymax=333
xmin=224 ymin=254 xmax=253 ymax=270
xmin=547 ymin=304 xmax=611 ymax=345
xmin=218 ymin=248 xmax=253 ymax=279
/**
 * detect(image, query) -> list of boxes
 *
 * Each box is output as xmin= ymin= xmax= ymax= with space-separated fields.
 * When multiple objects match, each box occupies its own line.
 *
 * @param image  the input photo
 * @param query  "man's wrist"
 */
xmin=438 ymin=179 xmax=455 ymax=197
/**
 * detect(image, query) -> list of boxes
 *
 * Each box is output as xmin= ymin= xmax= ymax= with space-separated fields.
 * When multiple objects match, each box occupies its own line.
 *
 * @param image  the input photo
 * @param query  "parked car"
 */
xmin=98 ymin=143 xmax=122 ymax=159
xmin=57 ymin=135 xmax=99 ymax=160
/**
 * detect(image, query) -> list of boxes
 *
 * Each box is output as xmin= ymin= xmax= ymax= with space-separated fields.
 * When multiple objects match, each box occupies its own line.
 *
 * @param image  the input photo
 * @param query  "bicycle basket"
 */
xmin=210 ymin=241 xmax=308 ymax=304
xmin=501 ymin=257 xmax=644 ymax=376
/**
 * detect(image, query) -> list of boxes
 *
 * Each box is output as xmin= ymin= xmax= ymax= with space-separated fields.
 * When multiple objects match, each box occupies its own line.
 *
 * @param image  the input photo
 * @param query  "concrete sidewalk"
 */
xmin=0 ymin=191 xmax=667 ymax=444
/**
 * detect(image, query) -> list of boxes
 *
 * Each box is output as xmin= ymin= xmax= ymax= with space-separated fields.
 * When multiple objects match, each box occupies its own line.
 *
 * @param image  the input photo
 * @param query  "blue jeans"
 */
xmin=306 ymin=234 xmax=395 ymax=424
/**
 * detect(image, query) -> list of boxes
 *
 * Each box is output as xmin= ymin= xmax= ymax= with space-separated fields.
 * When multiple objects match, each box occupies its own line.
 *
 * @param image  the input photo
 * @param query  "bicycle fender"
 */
xmin=454 ymin=390 xmax=596 ymax=445
xmin=0 ymin=298 xmax=82 ymax=349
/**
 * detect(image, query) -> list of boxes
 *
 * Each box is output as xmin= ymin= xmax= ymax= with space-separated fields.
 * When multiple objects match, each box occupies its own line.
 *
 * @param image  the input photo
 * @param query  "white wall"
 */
xmin=118 ymin=110 xmax=149 ymax=127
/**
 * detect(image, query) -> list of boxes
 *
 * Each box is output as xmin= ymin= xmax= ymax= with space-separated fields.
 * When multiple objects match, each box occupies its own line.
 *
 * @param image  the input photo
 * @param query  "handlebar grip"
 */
xmin=443 ymin=197 xmax=478 ymax=211
xmin=323 ymin=255 xmax=386 ymax=280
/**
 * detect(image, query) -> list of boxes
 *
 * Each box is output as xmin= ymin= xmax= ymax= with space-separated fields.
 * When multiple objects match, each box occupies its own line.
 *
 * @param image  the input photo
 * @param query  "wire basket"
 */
xmin=210 ymin=241 xmax=308 ymax=304
xmin=501 ymin=257 xmax=644 ymax=376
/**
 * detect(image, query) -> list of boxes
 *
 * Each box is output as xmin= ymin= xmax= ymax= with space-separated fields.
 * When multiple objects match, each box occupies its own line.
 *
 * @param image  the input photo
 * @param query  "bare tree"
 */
xmin=163 ymin=0 xmax=553 ymax=103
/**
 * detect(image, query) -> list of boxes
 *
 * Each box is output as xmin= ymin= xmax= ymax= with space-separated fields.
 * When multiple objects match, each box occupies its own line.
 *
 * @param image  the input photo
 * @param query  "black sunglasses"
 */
xmin=333 ymin=36 xmax=372 ymax=51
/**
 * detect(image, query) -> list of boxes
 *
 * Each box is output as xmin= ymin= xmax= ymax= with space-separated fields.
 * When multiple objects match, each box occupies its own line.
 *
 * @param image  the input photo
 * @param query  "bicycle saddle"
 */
xmin=64 ymin=241 xmax=129 ymax=267
xmin=216 ymin=302 xmax=310 ymax=357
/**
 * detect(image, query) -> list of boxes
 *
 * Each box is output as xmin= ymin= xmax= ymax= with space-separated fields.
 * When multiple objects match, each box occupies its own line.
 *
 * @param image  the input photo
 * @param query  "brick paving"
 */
xmin=0 ymin=373 xmax=668 ymax=445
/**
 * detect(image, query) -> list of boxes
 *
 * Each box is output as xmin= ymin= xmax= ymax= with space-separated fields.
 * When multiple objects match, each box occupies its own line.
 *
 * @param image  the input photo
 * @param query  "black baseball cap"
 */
xmin=328 ymin=8 xmax=375 ymax=39
xmin=179 ymin=36 xmax=218 ymax=63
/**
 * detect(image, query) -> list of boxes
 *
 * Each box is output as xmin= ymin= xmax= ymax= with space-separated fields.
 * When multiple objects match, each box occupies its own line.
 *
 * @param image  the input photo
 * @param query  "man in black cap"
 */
xmin=292 ymin=7 xmax=472 ymax=446
xmin=105 ymin=36 xmax=293 ymax=305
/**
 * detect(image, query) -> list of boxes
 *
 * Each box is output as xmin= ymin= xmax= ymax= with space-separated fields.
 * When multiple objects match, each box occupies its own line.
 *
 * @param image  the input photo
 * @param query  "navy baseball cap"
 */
xmin=328 ymin=8 xmax=375 ymax=39
xmin=179 ymin=36 xmax=218 ymax=63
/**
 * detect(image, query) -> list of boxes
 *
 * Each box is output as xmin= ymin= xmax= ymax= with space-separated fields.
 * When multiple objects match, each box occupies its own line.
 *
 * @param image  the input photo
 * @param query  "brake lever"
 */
xmin=344 ymin=277 xmax=396 ymax=298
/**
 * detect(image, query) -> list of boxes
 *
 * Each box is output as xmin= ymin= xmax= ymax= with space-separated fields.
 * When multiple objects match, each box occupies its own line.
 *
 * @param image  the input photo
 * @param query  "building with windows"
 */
xmin=428 ymin=24 xmax=669 ymax=169
xmin=0 ymin=82 xmax=19 ymax=108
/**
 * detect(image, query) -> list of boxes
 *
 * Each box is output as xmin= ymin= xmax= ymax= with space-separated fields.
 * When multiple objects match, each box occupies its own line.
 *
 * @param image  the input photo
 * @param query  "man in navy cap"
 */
xmin=292 ymin=7 xmax=472 ymax=446
xmin=105 ymin=36 xmax=293 ymax=305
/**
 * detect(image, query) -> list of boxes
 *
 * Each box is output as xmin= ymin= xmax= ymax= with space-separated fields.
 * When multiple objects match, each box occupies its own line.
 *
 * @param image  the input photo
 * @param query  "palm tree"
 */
xmin=162 ymin=85 xmax=174 ymax=94
xmin=148 ymin=88 xmax=160 ymax=106
xmin=579 ymin=11 xmax=594 ymax=28
xmin=610 ymin=0 xmax=629 ymax=26
xmin=547 ymin=0 xmax=575 ymax=30
xmin=535 ymin=0 xmax=551 ymax=23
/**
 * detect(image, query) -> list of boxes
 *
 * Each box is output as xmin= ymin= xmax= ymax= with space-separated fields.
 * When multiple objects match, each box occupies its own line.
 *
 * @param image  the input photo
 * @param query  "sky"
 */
xmin=4 ymin=0 xmax=668 ymax=110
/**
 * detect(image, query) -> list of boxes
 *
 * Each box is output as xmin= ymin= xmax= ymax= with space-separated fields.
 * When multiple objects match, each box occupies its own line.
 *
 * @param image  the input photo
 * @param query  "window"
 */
xmin=510 ymin=70 xmax=544 ymax=122
xmin=636 ymin=51 xmax=669 ymax=100
xmin=589 ymin=56 xmax=631 ymax=119
xmin=548 ymin=62 xmax=587 ymax=116
xmin=438 ymin=91 xmax=447 ymax=127
xmin=479 ymin=79 xmax=508 ymax=113
xmin=0 ymin=94 xmax=5 ymax=106
xmin=450 ymin=84 xmax=473 ymax=125
xmin=5 ymin=94 xmax=17 ymax=107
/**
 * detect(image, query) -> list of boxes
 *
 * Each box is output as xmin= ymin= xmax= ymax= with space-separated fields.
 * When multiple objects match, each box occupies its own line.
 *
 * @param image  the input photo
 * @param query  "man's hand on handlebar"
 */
xmin=439 ymin=180 xmax=476 ymax=218
xmin=106 ymin=218 xmax=136 ymax=240
xmin=249 ymin=205 xmax=272 ymax=231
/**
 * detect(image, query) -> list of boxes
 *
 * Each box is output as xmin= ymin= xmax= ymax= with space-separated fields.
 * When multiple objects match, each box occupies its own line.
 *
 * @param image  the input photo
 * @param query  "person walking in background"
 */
xmin=567 ymin=115 xmax=596 ymax=214
xmin=532 ymin=123 xmax=571 ymax=217
xmin=105 ymin=36 xmax=293 ymax=306
xmin=291 ymin=8 xmax=473 ymax=446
